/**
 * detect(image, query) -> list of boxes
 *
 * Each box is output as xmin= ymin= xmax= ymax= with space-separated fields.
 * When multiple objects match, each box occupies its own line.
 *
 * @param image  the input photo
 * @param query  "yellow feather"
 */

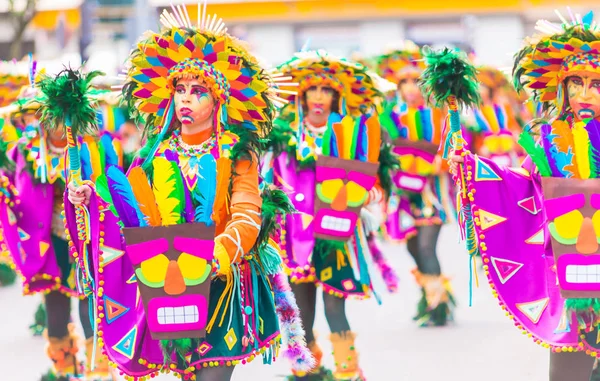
xmin=572 ymin=121 xmax=591 ymax=179
xmin=341 ymin=115 xmax=354 ymax=160
xmin=152 ymin=157 xmax=182 ymax=226
xmin=84 ymin=137 xmax=102 ymax=182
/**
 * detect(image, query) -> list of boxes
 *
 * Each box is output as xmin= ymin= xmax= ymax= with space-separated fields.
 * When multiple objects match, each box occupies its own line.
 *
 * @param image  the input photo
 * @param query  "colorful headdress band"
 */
xmin=513 ymin=9 xmax=600 ymax=105
xmin=376 ymin=41 xmax=425 ymax=85
xmin=477 ymin=67 xmax=510 ymax=90
xmin=276 ymin=50 xmax=391 ymax=117
xmin=118 ymin=1 xmax=294 ymax=140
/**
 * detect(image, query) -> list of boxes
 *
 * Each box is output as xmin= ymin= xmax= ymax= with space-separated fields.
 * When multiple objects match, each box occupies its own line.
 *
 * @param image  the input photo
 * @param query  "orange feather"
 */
xmin=127 ymin=166 xmax=162 ymax=226
xmin=366 ymin=114 xmax=381 ymax=162
xmin=550 ymin=120 xmax=579 ymax=178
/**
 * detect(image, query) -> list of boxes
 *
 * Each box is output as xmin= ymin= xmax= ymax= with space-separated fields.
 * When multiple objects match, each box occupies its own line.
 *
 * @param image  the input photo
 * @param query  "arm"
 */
xmin=216 ymin=156 xmax=263 ymax=264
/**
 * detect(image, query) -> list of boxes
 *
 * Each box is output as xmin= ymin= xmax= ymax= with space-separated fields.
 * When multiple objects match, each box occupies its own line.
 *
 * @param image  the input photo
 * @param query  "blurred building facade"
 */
xmin=0 ymin=0 xmax=597 ymax=71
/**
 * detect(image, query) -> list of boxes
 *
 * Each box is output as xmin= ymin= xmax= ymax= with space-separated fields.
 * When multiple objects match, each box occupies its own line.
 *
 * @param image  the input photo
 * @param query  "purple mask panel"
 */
xmin=392 ymin=139 xmax=438 ymax=193
xmin=123 ymin=223 xmax=215 ymax=340
xmin=314 ymin=155 xmax=379 ymax=241
xmin=464 ymin=154 xmax=579 ymax=350
xmin=542 ymin=177 xmax=600 ymax=299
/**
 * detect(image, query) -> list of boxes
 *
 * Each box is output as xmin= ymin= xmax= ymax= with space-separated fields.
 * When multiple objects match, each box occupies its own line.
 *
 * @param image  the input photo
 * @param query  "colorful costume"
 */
xmin=376 ymin=43 xmax=456 ymax=326
xmin=0 ymin=68 xmax=120 ymax=380
xmin=265 ymin=49 xmax=398 ymax=380
xmin=448 ymin=10 xmax=600 ymax=380
xmin=463 ymin=66 xmax=522 ymax=167
xmin=63 ymin=4 xmax=311 ymax=380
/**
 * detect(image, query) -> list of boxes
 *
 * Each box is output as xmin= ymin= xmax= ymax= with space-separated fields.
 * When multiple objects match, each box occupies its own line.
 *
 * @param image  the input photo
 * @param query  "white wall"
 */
xmin=245 ymin=24 xmax=295 ymax=66
xmin=469 ymin=15 xmax=525 ymax=67
xmin=358 ymin=20 xmax=405 ymax=56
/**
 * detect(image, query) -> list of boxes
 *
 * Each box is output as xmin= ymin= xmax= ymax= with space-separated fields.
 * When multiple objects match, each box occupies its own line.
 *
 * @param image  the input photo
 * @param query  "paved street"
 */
xmin=0 ymin=224 xmax=548 ymax=381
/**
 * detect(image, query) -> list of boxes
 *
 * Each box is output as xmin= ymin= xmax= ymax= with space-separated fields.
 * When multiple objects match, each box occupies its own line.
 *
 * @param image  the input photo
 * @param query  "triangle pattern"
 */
xmin=518 ymin=196 xmax=540 ymax=215
xmin=475 ymin=158 xmax=501 ymax=181
xmin=7 ymin=207 xmax=16 ymax=225
xmin=112 ymin=326 xmax=137 ymax=360
xmin=478 ymin=209 xmax=507 ymax=231
xmin=17 ymin=228 xmax=30 ymax=241
xmin=490 ymin=257 xmax=523 ymax=284
xmin=100 ymin=245 xmax=125 ymax=267
xmin=104 ymin=296 xmax=130 ymax=324
xmin=554 ymin=305 xmax=571 ymax=334
xmin=525 ymin=229 xmax=544 ymax=245
xmin=39 ymin=241 xmax=50 ymax=258
xmin=126 ymin=273 xmax=137 ymax=284
xmin=301 ymin=213 xmax=313 ymax=230
xmin=516 ymin=298 xmax=549 ymax=324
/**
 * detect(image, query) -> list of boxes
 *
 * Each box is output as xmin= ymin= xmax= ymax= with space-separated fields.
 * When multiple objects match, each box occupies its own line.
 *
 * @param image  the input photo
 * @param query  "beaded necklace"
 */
xmin=169 ymin=130 xmax=217 ymax=157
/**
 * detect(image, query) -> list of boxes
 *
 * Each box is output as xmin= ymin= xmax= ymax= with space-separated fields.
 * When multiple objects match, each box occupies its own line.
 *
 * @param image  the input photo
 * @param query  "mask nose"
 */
xmin=164 ymin=260 xmax=186 ymax=295
xmin=576 ymin=217 xmax=599 ymax=254
xmin=331 ymin=185 xmax=348 ymax=211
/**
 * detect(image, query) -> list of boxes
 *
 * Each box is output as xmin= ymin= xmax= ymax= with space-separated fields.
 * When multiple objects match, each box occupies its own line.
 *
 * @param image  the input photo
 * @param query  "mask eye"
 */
xmin=316 ymin=179 xmax=344 ymax=203
xmin=592 ymin=211 xmax=600 ymax=243
xmin=548 ymin=210 xmax=584 ymax=245
xmin=484 ymin=136 xmax=500 ymax=152
xmin=178 ymin=253 xmax=212 ymax=285
xmin=137 ymin=254 xmax=169 ymax=287
xmin=399 ymin=154 xmax=415 ymax=171
xmin=346 ymin=181 xmax=368 ymax=207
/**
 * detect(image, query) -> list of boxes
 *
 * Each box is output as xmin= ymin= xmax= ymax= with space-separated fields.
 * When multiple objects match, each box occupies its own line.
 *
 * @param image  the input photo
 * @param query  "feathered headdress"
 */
xmin=275 ymin=50 xmax=393 ymax=117
xmin=375 ymin=41 xmax=426 ymax=85
xmin=118 ymin=1 xmax=294 ymax=165
xmin=513 ymin=9 xmax=600 ymax=113
xmin=0 ymin=60 xmax=29 ymax=108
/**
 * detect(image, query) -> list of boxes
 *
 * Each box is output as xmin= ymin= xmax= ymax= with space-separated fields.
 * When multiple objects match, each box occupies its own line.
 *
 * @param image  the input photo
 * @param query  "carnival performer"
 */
xmin=446 ymin=10 xmax=600 ymax=381
xmin=375 ymin=42 xmax=456 ymax=327
xmin=0 ymin=61 xmax=28 ymax=287
xmin=0 ymin=67 xmax=119 ymax=380
xmin=65 ymin=3 xmax=311 ymax=381
xmin=263 ymin=49 xmax=397 ymax=381
xmin=463 ymin=66 xmax=522 ymax=167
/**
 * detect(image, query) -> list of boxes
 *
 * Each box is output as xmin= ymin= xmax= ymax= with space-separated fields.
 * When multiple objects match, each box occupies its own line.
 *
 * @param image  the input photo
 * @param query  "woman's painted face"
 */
xmin=174 ymin=78 xmax=215 ymax=126
xmin=567 ymin=75 xmax=600 ymax=120
xmin=305 ymin=85 xmax=335 ymax=116
xmin=398 ymin=77 xmax=424 ymax=108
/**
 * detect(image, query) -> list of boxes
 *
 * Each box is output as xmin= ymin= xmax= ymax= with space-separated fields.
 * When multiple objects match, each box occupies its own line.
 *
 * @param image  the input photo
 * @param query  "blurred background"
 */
xmin=0 ymin=0 xmax=598 ymax=76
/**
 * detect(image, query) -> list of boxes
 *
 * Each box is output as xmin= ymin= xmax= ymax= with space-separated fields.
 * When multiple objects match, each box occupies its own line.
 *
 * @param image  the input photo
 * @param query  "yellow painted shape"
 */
xmin=346 ymin=181 xmax=368 ymax=206
xmin=319 ymin=179 xmax=344 ymax=202
xmin=178 ymin=253 xmax=209 ymax=281
xmin=139 ymin=254 xmax=169 ymax=284
xmin=554 ymin=210 xmax=583 ymax=240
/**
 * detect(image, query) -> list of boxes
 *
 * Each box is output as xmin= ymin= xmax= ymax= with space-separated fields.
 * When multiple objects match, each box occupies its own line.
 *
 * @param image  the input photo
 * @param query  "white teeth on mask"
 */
xmin=320 ymin=215 xmax=351 ymax=232
xmin=565 ymin=264 xmax=600 ymax=284
xmin=398 ymin=176 xmax=424 ymax=191
xmin=157 ymin=305 xmax=199 ymax=325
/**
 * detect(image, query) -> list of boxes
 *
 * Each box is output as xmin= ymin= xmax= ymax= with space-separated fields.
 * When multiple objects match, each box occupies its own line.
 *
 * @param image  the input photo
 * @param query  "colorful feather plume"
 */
xmin=152 ymin=157 xmax=185 ymax=226
xmin=128 ymin=166 xmax=161 ymax=226
xmin=95 ymin=174 xmax=118 ymax=217
xmin=37 ymin=68 xmax=103 ymax=135
xmin=550 ymin=119 xmax=578 ymax=177
xmin=367 ymin=236 xmax=398 ymax=293
xmin=572 ymin=121 xmax=592 ymax=179
xmin=419 ymin=47 xmax=481 ymax=110
xmin=584 ymin=119 xmax=600 ymax=179
xmin=518 ymin=131 xmax=552 ymax=177
xmin=272 ymin=271 xmax=315 ymax=372
xmin=78 ymin=139 xmax=93 ymax=180
xmin=212 ymin=157 xmax=232 ymax=225
xmin=192 ymin=154 xmax=217 ymax=226
xmin=106 ymin=165 xmax=147 ymax=227
xmin=101 ymin=133 xmax=120 ymax=167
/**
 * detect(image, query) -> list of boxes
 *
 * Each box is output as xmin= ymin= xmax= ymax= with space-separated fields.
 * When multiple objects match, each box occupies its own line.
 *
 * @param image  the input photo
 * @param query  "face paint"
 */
xmin=174 ymin=78 xmax=216 ymax=127
xmin=542 ymin=177 xmax=600 ymax=298
xmin=305 ymin=85 xmax=335 ymax=119
xmin=123 ymin=223 xmax=215 ymax=340
xmin=398 ymin=77 xmax=425 ymax=108
xmin=567 ymin=75 xmax=600 ymax=121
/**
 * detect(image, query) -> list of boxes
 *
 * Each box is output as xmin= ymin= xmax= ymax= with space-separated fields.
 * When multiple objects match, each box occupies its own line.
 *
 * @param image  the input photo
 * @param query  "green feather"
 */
xmin=0 ymin=125 xmax=15 ymax=172
xmin=419 ymin=47 xmax=481 ymax=110
xmin=377 ymin=143 xmax=400 ymax=199
xmin=313 ymin=238 xmax=345 ymax=259
xmin=159 ymin=338 xmax=193 ymax=363
xmin=255 ymin=187 xmax=296 ymax=249
xmin=95 ymin=174 xmax=118 ymax=217
xmin=37 ymin=68 xmax=104 ymax=136
xmin=517 ymin=131 xmax=552 ymax=176
xmin=0 ymin=262 xmax=16 ymax=286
